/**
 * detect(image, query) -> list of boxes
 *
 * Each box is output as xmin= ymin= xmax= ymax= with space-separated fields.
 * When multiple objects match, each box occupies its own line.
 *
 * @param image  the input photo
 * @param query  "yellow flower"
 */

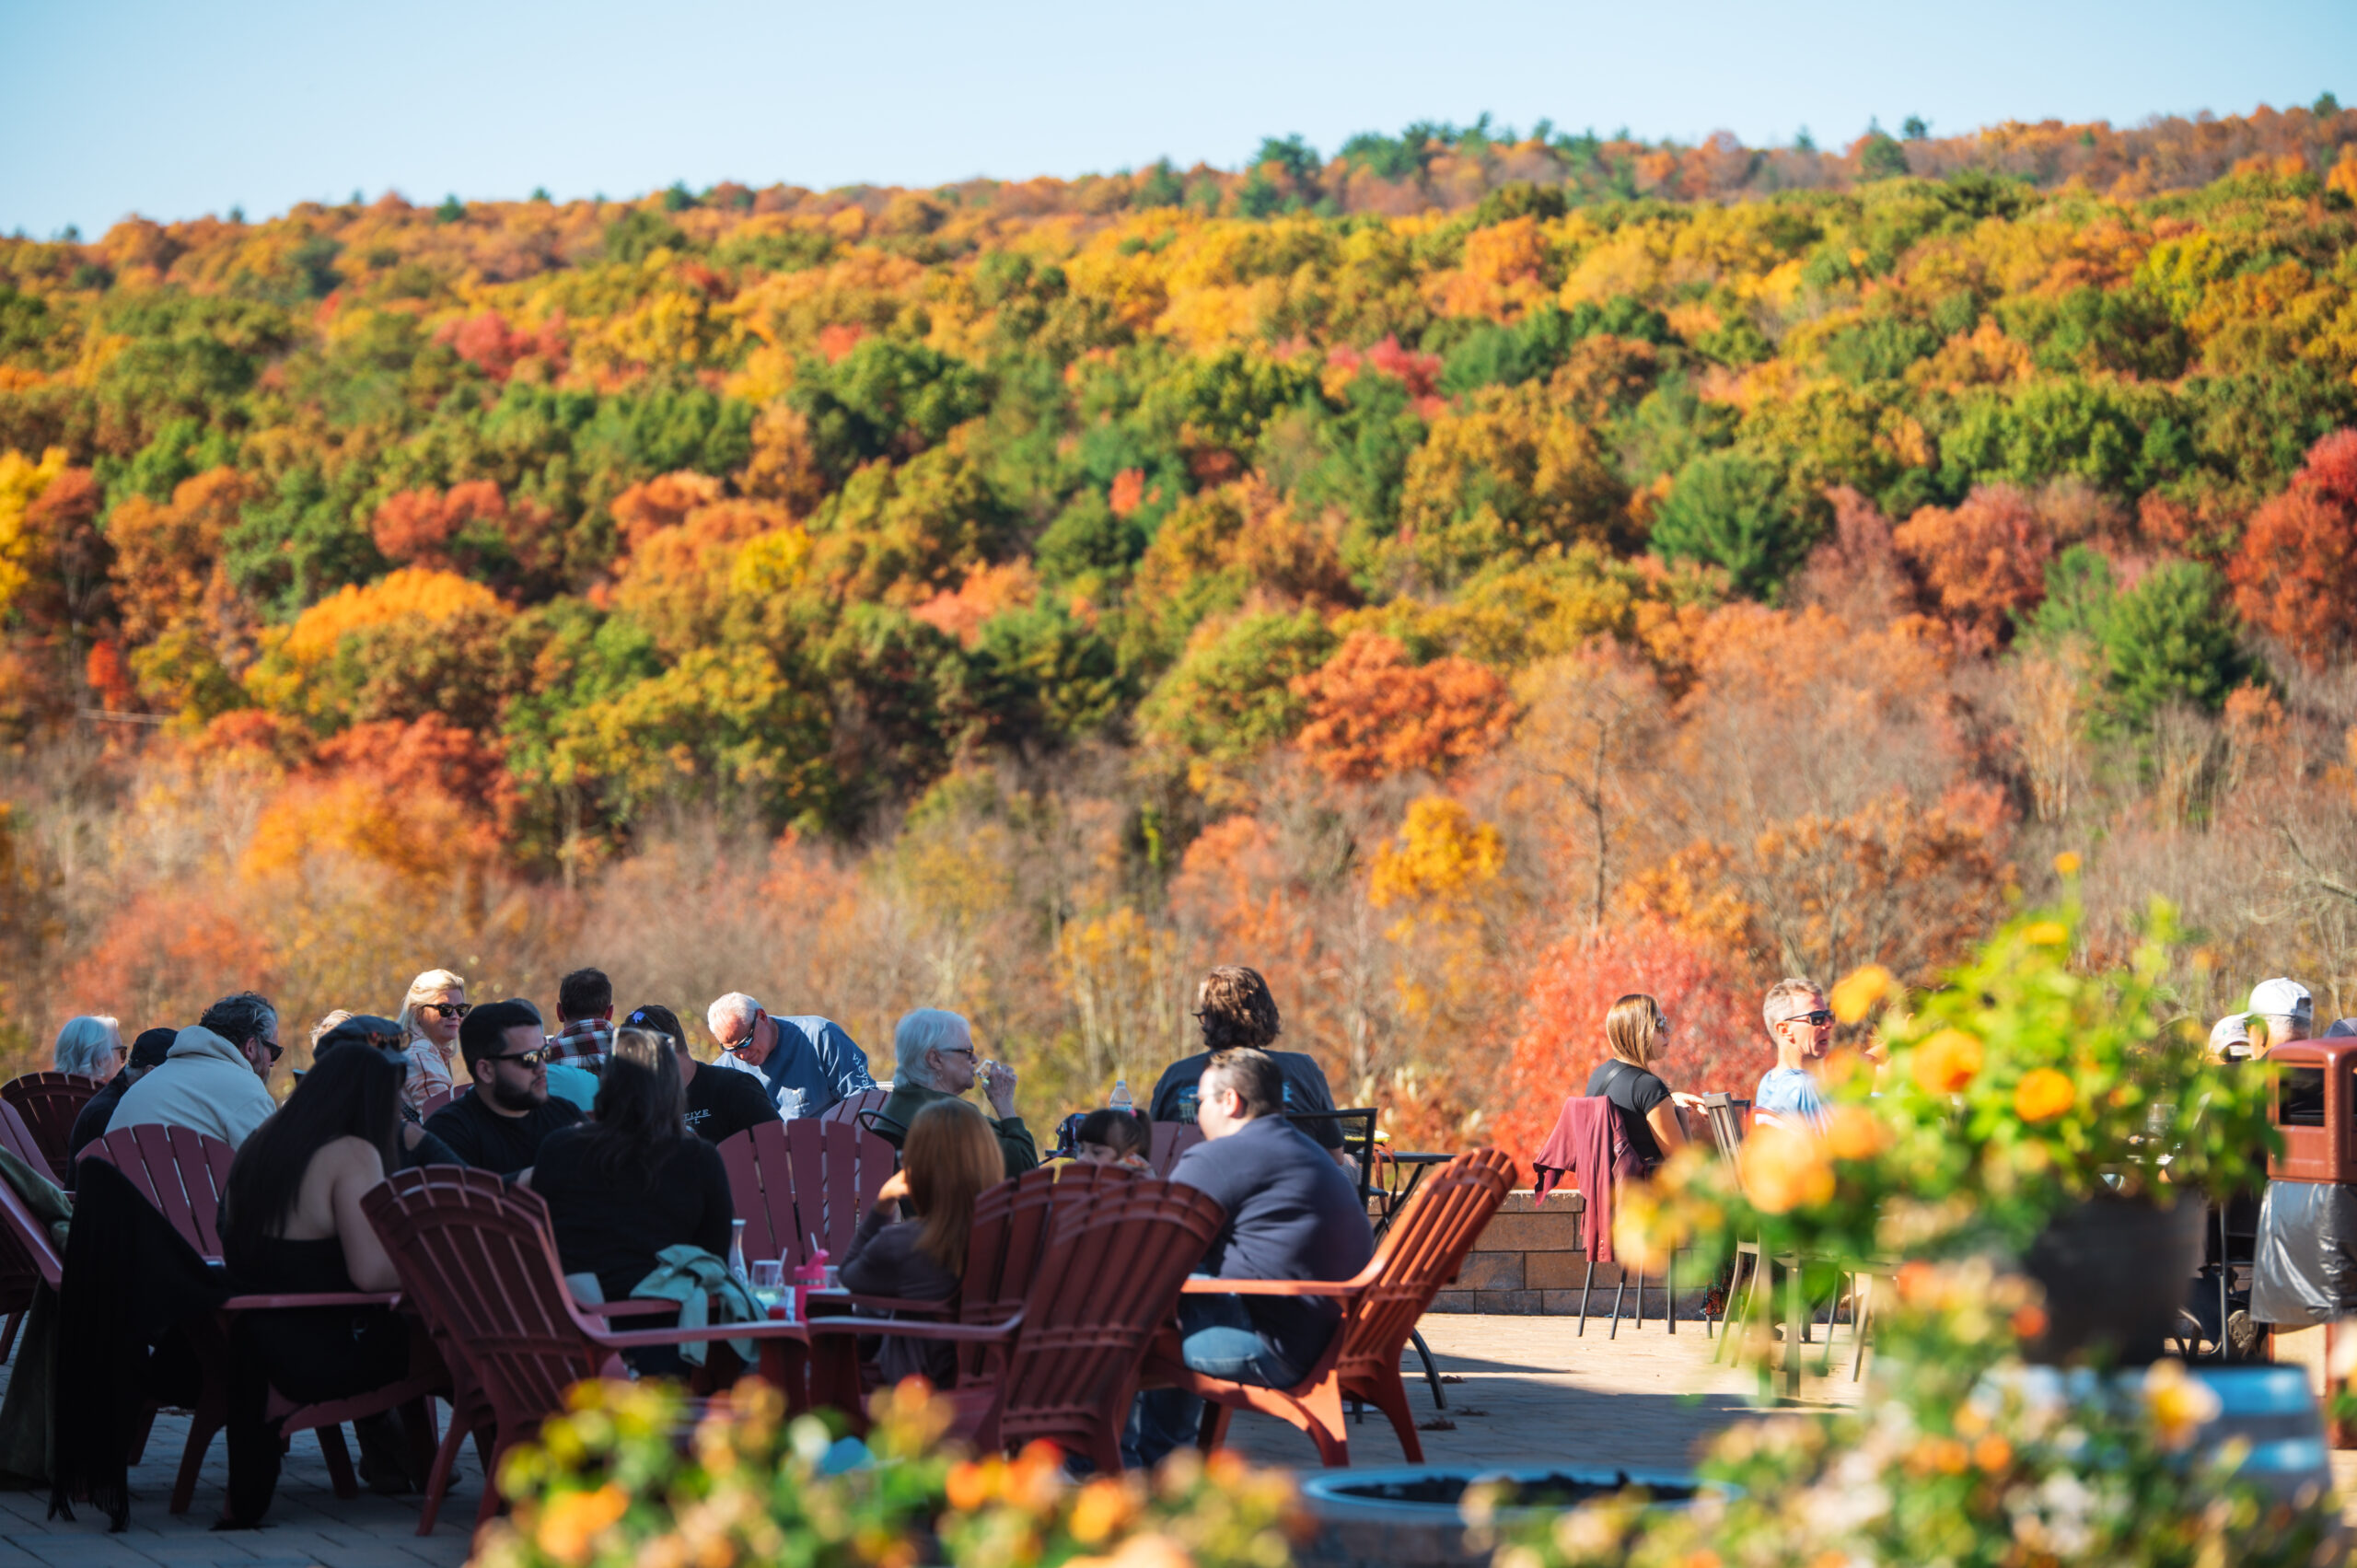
xmin=2053 ymin=851 xmax=2083 ymax=877
xmin=2143 ymin=1357 xmax=2221 ymax=1451
xmin=2023 ymin=920 xmax=2069 ymax=947
xmin=1829 ymin=964 xmax=1897 ymax=1024
xmin=1738 ymin=1124 xmax=1836 ymax=1214
xmin=1822 ymin=1103 xmax=1887 ymax=1161
xmin=1913 ymin=1028 xmax=1984 ymax=1094
xmin=536 ymin=1484 xmax=630 ymax=1566
xmin=2014 ymin=1067 xmax=2076 ymax=1123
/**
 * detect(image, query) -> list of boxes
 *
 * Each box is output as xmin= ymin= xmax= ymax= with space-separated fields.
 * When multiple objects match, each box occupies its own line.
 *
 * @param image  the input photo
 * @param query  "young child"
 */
xmin=1072 ymin=1107 xmax=1151 ymax=1169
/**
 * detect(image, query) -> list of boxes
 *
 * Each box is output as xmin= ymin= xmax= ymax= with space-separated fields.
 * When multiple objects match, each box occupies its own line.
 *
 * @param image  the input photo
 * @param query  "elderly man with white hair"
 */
xmin=704 ymin=993 xmax=876 ymax=1120
xmin=871 ymin=1008 xmax=1037 ymax=1178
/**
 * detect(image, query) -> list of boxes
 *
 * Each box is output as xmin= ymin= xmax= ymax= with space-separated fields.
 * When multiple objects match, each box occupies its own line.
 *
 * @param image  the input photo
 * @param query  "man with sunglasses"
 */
xmin=424 ymin=1000 xmax=582 ymax=1175
xmin=1755 ymin=978 xmax=1833 ymax=1130
xmin=703 ymin=993 xmax=875 ymax=1121
xmin=110 ymin=991 xmax=282 ymax=1148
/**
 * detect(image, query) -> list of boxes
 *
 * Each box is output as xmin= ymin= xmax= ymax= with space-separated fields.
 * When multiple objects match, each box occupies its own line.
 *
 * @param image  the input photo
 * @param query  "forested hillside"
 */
xmin=6 ymin=103 xmax=2357 ymax=1153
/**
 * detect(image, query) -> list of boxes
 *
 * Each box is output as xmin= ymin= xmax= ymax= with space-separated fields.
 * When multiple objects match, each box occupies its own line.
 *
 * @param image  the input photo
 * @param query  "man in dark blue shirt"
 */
xmin=1130 ymin=1047 xmax=1374 ymax=1468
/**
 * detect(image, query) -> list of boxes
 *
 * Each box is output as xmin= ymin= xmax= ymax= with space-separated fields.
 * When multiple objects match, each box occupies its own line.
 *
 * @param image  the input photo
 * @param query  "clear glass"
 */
xmin=750 ymin=1260 xmax=784 ymax=1293
xmin=726 ymin=1217 xmax=749 ymax=1283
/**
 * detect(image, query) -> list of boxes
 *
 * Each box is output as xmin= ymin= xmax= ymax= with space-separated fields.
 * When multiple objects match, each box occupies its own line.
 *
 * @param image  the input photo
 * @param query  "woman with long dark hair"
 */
xmin=526 ymin=1027 xmax=734 ymax=1306
xmin=216 ymin=1043 xmax=412 ymax=1524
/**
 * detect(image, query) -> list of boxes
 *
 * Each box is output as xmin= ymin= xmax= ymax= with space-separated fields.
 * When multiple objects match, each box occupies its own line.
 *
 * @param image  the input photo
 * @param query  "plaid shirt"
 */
xmin=544 ymin=1016 xmax=612 ymax=1072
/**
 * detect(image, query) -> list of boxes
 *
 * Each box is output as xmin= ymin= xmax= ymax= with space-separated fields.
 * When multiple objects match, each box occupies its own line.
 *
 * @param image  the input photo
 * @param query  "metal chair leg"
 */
xmin=1579 ymin=1256 xmax=1595 ymax=1336
xmin=1852 ymin=1272 xmax=1873 ymax=1381
xmin=1610 ymin=1266 xmax=1631 ymax=1340
xmin=1408 ymin=1328 xmax=1446 ymax=1410
xmin=1667 ymin=1247 xmax=1677 ymax=1335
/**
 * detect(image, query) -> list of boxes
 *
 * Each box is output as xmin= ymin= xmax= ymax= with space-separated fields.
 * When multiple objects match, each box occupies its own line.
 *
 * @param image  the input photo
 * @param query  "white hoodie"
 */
xmin=109 ymin=1025 xmax=278 ymax=1148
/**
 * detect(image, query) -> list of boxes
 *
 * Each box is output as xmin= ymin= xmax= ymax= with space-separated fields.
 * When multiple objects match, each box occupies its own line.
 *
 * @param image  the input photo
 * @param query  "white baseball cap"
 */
xmin=2210 ymin=1013 xmax=2252 ymax=1052
xmin=2249 ymin=978 xmax=2314 ymax=1020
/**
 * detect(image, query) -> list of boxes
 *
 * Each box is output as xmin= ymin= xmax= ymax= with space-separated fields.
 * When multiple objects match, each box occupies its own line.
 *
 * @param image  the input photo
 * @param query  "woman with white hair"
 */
xmin=53 ymin=1015 xmax=123 ymax=1079
xmin=395 ymin=970 xmax=469 ymax=1113
xmin=869 ymin=1007 xmax=1036 ymax=1178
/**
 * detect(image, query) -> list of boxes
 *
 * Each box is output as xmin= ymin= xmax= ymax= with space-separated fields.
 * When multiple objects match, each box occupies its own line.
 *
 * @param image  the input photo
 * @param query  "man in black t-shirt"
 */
xmin=679 ymin=1043 xmax=777 ymax=1144
xmin=425 ymin=1000 xmax=582 ymax=1176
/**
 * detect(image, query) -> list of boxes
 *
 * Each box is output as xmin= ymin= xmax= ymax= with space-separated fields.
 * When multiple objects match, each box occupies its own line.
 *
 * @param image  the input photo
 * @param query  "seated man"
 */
xmin=110 ymin=992 xmax=283 ymax=1148
xmin=625 ymin=1003 xmax=778 ymax=1145
xmin=1131 ymin=1047 xmax=1374 ymax=1469
xmin=871 ymin=1008 xmax=1037 ymax=1178
xmin=1146 ymin=966 xmax=1347 ymax=1156
xmin=1754 ymin=978 xmax=1831 ymax=1129
xmin=424 ymin=1000 xmax=582 ymax=1176
xmin=704 ymin=993 xmax=876 ymax=1120
xmin=68 ymin=1026 xmax=178 ymax=1167
xmin=544 ymin=966 xmax=615 ymax=1074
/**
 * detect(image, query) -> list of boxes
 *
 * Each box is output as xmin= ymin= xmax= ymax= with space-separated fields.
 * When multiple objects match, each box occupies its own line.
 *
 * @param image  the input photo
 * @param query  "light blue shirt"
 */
xmin=1754 ymin=1065 xmax=1826 ymax=1127
xmin=545 ymin=1062 xmax=599 ymax=1113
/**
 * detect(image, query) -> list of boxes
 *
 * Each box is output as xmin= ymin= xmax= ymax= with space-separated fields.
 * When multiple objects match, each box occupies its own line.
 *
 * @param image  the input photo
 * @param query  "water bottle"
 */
xmin=726 ymin=1218 xmax=749 ymax=1285
xmin=1176 ymin=1085 xmax=1199 ymax=1124
xmin=1109 ymin=1077 xmax=1133 ymax=1112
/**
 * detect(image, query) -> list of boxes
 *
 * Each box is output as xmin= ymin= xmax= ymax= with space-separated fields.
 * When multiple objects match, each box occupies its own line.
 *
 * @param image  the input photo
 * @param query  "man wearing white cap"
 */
xmin=2247 ymin=978 xmax=2314 ymax=1056
xmin=2208 ymin=1013 xmax=2254 ymax=1063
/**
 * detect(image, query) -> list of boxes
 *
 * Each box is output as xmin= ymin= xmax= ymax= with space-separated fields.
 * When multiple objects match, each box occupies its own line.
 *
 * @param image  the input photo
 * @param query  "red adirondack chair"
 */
xmin=0 ymin=1144 xmax=64 ymax=1341
xmin=1 ymin=1073 xmax=104 ymax=1183
xmin=1143 ymin=1146 xmax=1515 ymax=1468
xmin=415 ymin=1084 xmax=459 ymax=1120
xmin=821 ymin=1086 xmax=890 ymax=1127
xmin=0 ymin=1101 xmax=58 ymax=1361
xmin=813 ymin=1171 xmax=1225 ymax=1471
xmin=76 ymin=1124 xmax=236 ymax=1260
xmin=362 ymin=1165 xmax=816 ymax=1531
xmin=718 ymin=1119 xmax=894 ymax=1268
xmin=78 ymin=1122 xmax=439 ymax=1513
xmin=1148 ymin=1120 xmax=1203 ymax=1176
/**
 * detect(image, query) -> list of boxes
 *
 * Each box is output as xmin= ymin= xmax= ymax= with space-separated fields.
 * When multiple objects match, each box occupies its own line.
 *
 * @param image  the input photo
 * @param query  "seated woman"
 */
xmin=526 ymin=1028 xmax=733 ymax=1371
xmin=1071 ymin=1107 xmax=1150 ymax=1170
xmin=217 ymin=1044 xmax=412 ymax=1525
xmin=1584 ymin=993 xmax=1695 ymax=1173
xmin=840 ymin=1098 xmax=1005 ymax=1388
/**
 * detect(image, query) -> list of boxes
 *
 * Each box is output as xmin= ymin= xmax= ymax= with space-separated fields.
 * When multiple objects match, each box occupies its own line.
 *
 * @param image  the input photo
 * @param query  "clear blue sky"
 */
xmin=3 ymin=0 xmax=2348 ymax=237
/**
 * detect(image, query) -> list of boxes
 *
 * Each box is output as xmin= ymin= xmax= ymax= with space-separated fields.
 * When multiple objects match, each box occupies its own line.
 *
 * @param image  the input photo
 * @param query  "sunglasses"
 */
xmin=262 ymin=1039 xmax=284 ymax=1063
xmin=420 ymin=1002 xmax=471 ymax=1020
xmin=482 ymin=1047 xmax=547 ymax=1069
xmin=1782 ymin=1010 xmax=1836 ymax=1028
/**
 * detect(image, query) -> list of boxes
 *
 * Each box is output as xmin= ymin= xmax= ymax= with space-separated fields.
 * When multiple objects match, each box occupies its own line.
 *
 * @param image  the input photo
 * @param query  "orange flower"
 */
xmin=946 ymin=1459 xmax=994 ymax=1512
xmin=1737 ymin=1123 xmax=1835 ymax=1214
xmin=2014 ymin=1067 xmax=2076 ymax=1123
xmin=536 ymin=1484 xmax=629 ymax=1565
xmin=1913 ymin=1028 xmax=1984 ymax=1094
xmin=1067 ymin=1478 xmax=1134 ymax=1544
xmin=2009 ymin=1303 xmax=2049 ymax=1342
xmin=1822 ymin=1103 xmax=1886 ymax=1161
xmin=1830 ymin=964 xmax=1897 ymax=1024
xmin=1972 ymin=1434 xmax=2014 ymax=1472
xmin=2052 ymin=851 xmax=2083 ymax=877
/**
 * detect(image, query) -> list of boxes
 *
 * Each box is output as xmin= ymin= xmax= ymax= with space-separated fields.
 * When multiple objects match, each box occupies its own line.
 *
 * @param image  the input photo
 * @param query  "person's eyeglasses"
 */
xmin=421 ymin=1002 xmax=471 ymax=1020
xmin=1782 ymin=1010 xmax=1835 ymax=1028
xmin=261 ymin=1039 xmax=284 ymax=1063
xmin=938 ymin=1045 xmax=978 ymax=1060
xmin=482 ymin=1048 xmax=547 ymax=1069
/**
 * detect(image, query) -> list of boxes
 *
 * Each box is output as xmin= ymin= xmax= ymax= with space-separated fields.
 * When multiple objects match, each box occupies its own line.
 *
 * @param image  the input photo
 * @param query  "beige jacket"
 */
xmin=109 ymin=1025 xmax=277 ymax=1148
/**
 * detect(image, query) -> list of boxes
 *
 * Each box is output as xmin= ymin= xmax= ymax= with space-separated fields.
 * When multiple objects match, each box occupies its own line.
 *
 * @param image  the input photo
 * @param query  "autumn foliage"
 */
xmin=1 ymin=99 xmax=2354 ymax=1132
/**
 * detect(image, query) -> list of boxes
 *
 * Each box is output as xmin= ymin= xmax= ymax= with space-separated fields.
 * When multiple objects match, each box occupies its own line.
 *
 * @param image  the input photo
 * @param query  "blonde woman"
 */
xmin=395 ymin=970 xmax=469 ymax=1112
xmin=53 ymin=1015 xmax=124 ymax=1079
xmin=1583 ymin=993 xmax=1696 ymax=1170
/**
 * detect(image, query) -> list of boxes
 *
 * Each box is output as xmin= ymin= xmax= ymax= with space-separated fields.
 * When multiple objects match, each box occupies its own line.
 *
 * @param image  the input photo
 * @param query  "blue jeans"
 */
xmin=1123 ymin=1293 xmax=1303 ymax=1469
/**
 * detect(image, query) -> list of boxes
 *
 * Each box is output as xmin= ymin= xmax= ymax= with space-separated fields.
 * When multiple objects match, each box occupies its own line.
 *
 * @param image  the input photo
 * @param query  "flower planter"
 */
xmin=1295 ymin=1465 xmax=1713 ymax=1568
xmin=2020 ymin=1192 xmax=2206 ymax=1365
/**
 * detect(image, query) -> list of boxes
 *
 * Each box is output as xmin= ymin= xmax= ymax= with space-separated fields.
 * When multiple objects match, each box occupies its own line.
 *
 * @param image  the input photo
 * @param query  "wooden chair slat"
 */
xmin=0 ymin=1074 xmax=104 ymax=1183
xmin=1147 ymin=1121 xmax=1202 ymax=1177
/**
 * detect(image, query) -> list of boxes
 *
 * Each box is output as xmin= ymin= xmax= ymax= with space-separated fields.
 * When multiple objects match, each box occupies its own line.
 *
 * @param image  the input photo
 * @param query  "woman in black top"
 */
xmin=526 ymin=1027 xmax=733 ymax=1371
xmin=217 ymin=1044 xmax=412 ymax=1524
xmin=840 ymin=1098 xmax=1005 ymax=1387
xmin=1582 ymin=993 xmax=1693 ymax=1171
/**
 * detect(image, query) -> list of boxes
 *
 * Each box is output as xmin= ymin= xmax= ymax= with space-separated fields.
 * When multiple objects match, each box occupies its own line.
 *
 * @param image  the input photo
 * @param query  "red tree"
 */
xmin=1491 ymin=921 xmax=1760 ymax=1172
xmin=2230 ymin=427 xmax=2357 ymax=668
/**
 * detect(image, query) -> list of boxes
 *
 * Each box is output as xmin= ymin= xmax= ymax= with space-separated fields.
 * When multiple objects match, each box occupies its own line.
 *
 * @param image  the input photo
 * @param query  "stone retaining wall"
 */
xmin=1428 ymin=1188 xmax=1702 ymax=1317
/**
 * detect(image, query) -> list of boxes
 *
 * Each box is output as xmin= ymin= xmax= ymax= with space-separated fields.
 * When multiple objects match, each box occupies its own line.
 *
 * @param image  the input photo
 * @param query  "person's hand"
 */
xmin=1671 ymin=1091 xmax=1705 ymax=1109
xmin=981 ymin=1059 xmax=1018 ymax=1118
xmin=876 ymin=1170 xmax=911 ymax=1206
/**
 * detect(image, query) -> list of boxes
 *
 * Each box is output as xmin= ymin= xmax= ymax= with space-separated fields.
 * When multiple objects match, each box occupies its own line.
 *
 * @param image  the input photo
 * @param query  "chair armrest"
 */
xmin=593 ymin=1320 xmax=814 ymax=1350
xmin=809 ymin=1293 xmax=952 ymax=1318
xmin=578 ymin=1299 xmax=679 ymax=1318
xmin=807 ymin=1311 xmax=1022 ymax=1343
xmin=1179 ymin=1277 xmax=1365 ymax=1298
xmin=222 ymin=1291 xmax=402 ymax=1311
